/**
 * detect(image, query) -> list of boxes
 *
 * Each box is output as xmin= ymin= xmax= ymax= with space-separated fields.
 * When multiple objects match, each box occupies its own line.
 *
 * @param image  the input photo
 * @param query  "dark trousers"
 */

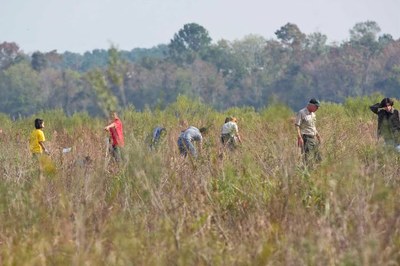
xmin=111 ymin=146 xmax=124 ymax=162
xmin=302 ymin=134 xmax=322 ymax=163
xmin=221 ymin=134 xmax=236 ymax=150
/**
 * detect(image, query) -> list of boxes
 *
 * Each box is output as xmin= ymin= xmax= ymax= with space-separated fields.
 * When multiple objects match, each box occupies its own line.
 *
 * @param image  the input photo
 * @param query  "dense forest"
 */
xmin=1 ymin=20 xmax=399 ymax=117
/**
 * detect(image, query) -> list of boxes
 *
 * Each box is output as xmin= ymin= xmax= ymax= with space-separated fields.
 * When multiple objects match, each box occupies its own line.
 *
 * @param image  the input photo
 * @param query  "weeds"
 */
xmin=0 ymin=97 xmax=399 ymax=265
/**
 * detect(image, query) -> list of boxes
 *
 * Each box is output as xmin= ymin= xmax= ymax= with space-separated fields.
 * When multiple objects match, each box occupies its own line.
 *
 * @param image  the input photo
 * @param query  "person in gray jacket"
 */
xmin=178 ymin=126 xmax=207 ymax=158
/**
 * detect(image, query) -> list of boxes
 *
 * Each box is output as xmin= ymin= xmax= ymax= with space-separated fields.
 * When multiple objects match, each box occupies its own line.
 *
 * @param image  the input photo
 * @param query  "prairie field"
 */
xmin=0 ymin=95 xmax=399 ymax=265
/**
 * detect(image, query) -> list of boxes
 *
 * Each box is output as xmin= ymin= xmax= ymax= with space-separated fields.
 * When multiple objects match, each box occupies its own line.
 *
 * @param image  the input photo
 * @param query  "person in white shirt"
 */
xmin=221 ymin=116 xmax=242 ymax=150
xmin=295 ymin=98 xmax=321 ymax=163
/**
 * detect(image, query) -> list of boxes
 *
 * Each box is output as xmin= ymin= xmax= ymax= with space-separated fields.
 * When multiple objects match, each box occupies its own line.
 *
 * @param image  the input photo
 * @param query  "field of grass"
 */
xmin=0 ymin=95 xmax=399 ymax=265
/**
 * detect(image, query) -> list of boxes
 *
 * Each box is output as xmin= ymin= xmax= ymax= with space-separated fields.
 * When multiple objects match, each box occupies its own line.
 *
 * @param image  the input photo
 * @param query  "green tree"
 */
xmin=0 ymin=42 xmax=23 ymax=70
xmin=349 ymin=21 xmax=381 ymax=49
xmin=107 ymin=46 xmax=128 ymax=107
xmin=31 ymin=51 xmax=48 ymax=72
xmin=349 ymin=21 xmax=382 ymax=94
xmin=275 ymin=23 xmax=306 ymax=50
xmin=305 ymin=32 xmax=328 ymax=56
xmin=202 ymin=39 xmax=247 ymax=86
xmin=231 ymin=34 xmax=267 ymax=72
xmin=86 ymin=69 xmax=118 ymax=117
xmin=168 ymin=23 xmax=212 ymax=64
xmin=0 ymin=62 xmax=42 ymax=116
xmin=46 ymin=70 xmax=92 ymax=115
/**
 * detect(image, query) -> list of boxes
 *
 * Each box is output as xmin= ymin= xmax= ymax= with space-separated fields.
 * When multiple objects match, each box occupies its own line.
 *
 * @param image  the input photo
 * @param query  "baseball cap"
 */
xmin=309 ymin=98 xmax=320 ymax=107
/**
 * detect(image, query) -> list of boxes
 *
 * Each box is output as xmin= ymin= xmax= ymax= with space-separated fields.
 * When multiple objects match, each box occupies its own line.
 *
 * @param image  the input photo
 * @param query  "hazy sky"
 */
xmin=1 ymin=0 xmax=399 ymax=54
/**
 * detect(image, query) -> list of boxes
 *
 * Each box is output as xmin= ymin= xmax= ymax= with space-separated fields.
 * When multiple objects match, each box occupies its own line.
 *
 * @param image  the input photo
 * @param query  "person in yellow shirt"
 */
xmin=30 ymin=118 xmax=49 ymax=156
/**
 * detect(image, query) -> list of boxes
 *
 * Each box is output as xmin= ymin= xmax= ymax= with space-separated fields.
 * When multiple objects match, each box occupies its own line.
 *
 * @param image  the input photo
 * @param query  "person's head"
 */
xmin=307 ymin=98 xmax=320 ymax=113
xmin=34 ymin=118 xmax=44 ymax=129
xmin=109 ymin=111 xmax=119 ymax=120
xmin=179 ymin=119 xmax=189 ymax=130
xmin=380 ymin=97 xmax=394 ymax=111
xmin=199 ymin=127 xmax=208 ymax=135
xmin=159 ymin=127 xmax=167 ymax=137
xmin=224 ymin=116 xmax=232 ymax=123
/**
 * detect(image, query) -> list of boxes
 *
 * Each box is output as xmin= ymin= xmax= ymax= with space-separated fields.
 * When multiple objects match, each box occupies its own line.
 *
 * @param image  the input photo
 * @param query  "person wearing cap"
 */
xmin=295 ymin=98 xmax=322 ymax=163
xmin=369 ymin=97 xmax=400 ymax=147
xmin=221 ymin=116 xmax=242 ymax=150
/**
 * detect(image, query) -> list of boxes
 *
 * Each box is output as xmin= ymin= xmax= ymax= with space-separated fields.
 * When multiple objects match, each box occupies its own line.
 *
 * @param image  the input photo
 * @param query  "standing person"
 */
xmin=30 ymin=118 xmax=50 ymax=157
xmin=177 ymin=125 xmax=207 ymax=158
xmin=369 ymin=97 xmax=400 ymax=149
xmin=295 ymin=98 xmax=322 ymax=163
xmin=221 ymin=116 xmax=242 ymax=150
xmin=104 ymin=111 xmax=125 ymax=162
xmin=29 ymin=118 xmax=51 ymax=178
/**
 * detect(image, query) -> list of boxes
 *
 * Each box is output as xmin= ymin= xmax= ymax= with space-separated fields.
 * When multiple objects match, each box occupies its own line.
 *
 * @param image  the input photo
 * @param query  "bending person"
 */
xmin=178 ymin=125 xmax=207 ymax=158
xmin=220 ymin=116 xmax=242 ymax=150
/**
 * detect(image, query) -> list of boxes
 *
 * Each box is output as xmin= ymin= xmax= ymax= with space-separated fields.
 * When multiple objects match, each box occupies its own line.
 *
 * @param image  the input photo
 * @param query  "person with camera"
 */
xmin=370 ymin=97 xmax=400 ymax=150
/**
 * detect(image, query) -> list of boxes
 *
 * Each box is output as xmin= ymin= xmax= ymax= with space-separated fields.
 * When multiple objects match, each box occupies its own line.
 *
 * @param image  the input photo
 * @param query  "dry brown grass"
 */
xmin=0 ymin=98 xmax=399 ymax=265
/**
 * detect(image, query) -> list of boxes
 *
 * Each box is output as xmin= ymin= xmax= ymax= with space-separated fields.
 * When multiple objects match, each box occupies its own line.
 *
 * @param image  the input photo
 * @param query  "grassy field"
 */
xmin=0 ymin=95 xmax=399 ymax=265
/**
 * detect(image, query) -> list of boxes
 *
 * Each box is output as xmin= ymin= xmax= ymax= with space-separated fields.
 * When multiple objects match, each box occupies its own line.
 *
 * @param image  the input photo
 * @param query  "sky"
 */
xmin=1 ymin=0 xmax=399 ymax=54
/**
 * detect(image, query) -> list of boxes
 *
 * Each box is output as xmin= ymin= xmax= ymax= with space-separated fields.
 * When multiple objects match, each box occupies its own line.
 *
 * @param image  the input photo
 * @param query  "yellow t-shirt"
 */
xmin=30 ymin=129 xmax=45 ymax=154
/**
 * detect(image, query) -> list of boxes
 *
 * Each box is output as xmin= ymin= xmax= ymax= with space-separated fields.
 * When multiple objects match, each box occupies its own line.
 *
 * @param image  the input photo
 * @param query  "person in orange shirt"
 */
xmin=104 ymin=111 xmax=125 ymax=162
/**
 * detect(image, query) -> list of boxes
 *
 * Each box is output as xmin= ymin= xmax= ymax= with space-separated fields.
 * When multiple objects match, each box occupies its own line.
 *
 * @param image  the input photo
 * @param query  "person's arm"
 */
xmin=236 ymin=133 xmax=242 ymax=143
xmin=39 ymin=141 xmax=49 ymax=155
xmin=316 ymin=132 xmax=321 ymax=143
xmin=104 ymin=122 xmax=116 ymax=131
xmin=369 ymin=103 xmax=381 ymax=114
xmin=198 ymin=139 xmax=203 ymax=154
xmin=296 ymin=125 xmax=303 ymax=147
xmin=393 ymin=109 xmax=400 ymax=130
xmin=234 ymin=124 xmax=242 ymax=143
xmin=294 ymin=111 xmax=304 ymax=147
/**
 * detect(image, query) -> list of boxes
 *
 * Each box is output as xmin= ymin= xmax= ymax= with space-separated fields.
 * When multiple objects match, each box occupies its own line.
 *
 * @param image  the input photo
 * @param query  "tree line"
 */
xmin=0 ymin=21 xmax=399 ymax=118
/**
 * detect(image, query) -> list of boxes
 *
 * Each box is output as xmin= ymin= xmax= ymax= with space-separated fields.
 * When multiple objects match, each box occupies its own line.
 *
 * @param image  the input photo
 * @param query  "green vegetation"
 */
xmin=0 ymin=96 xmax=399 ymax=265
xmin=1 ymin=21 xmax=400 ymax=117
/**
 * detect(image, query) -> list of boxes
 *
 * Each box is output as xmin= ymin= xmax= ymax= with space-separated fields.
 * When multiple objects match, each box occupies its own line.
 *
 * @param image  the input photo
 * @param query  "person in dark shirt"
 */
xmin=149 ymin=126 xmax=166 ymax=150
xmin=370 ymin=97 xmax=400 ymax=148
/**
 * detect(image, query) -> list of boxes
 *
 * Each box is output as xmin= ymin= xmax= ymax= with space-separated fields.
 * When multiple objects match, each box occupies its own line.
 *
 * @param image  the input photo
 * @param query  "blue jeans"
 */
xmin=178 ymin=137 xmax=197 ymax=158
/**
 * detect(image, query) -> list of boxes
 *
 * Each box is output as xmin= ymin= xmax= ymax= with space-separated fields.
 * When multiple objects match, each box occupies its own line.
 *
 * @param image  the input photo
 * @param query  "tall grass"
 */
xmin=0 ymin=96 xmax=399 ymax=265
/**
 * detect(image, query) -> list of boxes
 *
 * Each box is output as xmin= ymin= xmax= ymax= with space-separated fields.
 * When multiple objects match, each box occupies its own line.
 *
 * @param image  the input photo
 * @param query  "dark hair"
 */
xmin=380 ymin=97 xmax=394 ymax=107
xmin=34 ymin=118 xmax=44 ymax=129
xmin=199 ymin=127 xmax=208 ymax=134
